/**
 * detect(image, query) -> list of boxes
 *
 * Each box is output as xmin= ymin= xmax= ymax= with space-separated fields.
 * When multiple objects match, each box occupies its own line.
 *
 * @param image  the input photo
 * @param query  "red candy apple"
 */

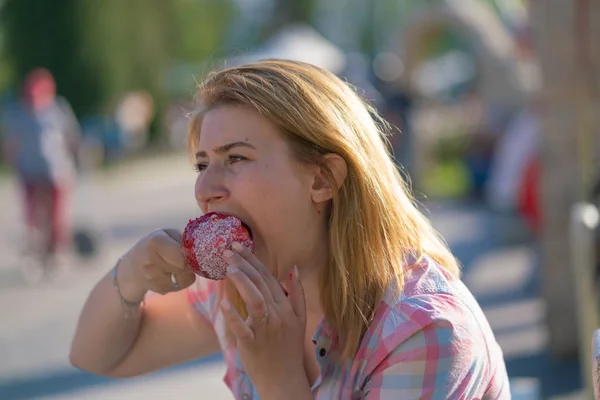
xmin=181 ymin=212 xmax=254 ymax=280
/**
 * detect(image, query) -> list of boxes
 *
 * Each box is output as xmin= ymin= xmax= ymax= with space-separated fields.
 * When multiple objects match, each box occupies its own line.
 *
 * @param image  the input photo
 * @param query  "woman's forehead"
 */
xmin=198 ymin=106 xmax=285 ymax=150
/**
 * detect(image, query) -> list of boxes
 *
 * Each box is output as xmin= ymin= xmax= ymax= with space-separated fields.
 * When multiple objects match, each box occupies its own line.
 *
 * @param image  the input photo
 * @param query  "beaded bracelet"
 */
xmin=111 ymin=258 xmax=145 ymax=319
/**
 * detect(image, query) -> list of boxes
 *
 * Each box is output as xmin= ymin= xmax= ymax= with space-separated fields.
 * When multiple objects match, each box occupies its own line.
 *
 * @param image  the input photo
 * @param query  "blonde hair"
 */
xmin=188 ymin=59 xmax=460 ymax=361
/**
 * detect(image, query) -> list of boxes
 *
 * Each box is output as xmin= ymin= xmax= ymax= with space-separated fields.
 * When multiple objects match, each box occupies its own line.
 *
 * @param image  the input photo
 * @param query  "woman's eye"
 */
xmin=194 ymin=156 xmax=246 ymax=172
xmin=228 ymin=155 xmax=246 ymax=164
xmin=193 ymin=163 xmax=208 ymax=172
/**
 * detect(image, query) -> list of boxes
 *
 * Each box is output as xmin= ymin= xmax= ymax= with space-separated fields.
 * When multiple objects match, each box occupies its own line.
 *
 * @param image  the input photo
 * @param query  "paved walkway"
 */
xmin=0 ymin=152 xmax=583 ymax=399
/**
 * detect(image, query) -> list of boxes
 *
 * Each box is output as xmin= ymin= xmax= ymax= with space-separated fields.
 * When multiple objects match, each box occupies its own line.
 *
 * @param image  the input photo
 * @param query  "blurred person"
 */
xmin=380 ymin=89 xmax=414 ymax=174
xmin=485 ymin=19 xmax=542 ymax=234
xmin=1 ymin=68 xmax=81 ymax=268
xmin=465 ymin=125 xmax=498 ymax=201
xmin=485 ymin=104 xmax=540 ymax=231
xmin=461 ymin=91 xmax=513 ymax=202
xmin=115 ymin=91 xmax=154 ymax=153
xmin=70 ymin=60 xmax=509 ymax=399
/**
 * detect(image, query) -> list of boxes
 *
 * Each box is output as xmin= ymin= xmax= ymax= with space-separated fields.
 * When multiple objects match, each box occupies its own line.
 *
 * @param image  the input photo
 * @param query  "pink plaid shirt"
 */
xmin=188 ymin=255 xmax=510 ymax=399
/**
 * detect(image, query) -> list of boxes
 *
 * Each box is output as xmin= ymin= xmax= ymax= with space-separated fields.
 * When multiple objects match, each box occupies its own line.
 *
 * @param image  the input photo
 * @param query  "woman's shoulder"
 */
xmin=376 ymin=254 xmax=490 ymax=334
xmin=361 ymin=254 xmax=503 ymax=371
xmin=354 ymin=255 xmax=508 ymax=397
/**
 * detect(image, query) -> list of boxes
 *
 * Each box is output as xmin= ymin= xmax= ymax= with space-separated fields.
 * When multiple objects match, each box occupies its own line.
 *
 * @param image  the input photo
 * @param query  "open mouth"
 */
xmin=240 ymin=221 xmax=253 ymax=239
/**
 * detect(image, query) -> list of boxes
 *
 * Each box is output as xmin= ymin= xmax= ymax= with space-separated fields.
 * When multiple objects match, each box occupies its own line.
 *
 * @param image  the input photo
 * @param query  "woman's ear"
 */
xmin=310 ymin=153 xmax=348 ymax=204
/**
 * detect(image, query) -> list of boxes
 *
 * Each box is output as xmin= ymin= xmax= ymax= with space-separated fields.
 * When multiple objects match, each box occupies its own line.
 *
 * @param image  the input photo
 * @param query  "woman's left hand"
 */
xmin=221 ymin=242 xmax=312 ymax=399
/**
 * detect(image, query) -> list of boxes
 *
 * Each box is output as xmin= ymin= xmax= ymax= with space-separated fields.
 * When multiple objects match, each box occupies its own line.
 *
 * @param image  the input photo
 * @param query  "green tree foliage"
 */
xmin=171 ymin=0 xmax=233 ymax=63
xmin=165 ymin=0 xmax=234 ymax=98
xmin=1 ymin=0 xmax=229 ymax=144
xmin=76 ymin=0 xmax=172 ymax=142
xmin=2 ymin=0 xmax=102 ymax=116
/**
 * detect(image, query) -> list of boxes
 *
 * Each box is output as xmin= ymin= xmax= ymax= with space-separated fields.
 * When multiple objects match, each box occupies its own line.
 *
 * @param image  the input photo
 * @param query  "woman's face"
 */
xmin=194 ymin=105 xmax=327 ymax=279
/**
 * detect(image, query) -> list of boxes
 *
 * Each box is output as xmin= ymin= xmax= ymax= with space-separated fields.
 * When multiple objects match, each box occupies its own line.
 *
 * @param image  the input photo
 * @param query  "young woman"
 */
xmin=70 ymin=59 xmax=509 ymax=399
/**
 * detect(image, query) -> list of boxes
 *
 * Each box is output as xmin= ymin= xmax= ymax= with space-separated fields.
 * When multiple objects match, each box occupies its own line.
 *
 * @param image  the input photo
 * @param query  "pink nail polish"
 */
xmin=223 ymin=249 xmax=234 ymax=258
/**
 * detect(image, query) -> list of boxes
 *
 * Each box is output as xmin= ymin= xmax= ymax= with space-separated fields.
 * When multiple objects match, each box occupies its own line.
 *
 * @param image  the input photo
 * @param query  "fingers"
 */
xmin=149 ymin=229 xmax=188 ymax=270
xmin=230 ymin=242 xmax=287 ymax=303
xmin=223 ymin=249 xmax=275 ymax=305
xmin=221 ymin=299 xmax=254 ymax=342
xmin=226 ymin=264 xmax=269 ymax=320
xmin=162 ymin=228 xmax=183 ymax=244
xmin=288 ymin=266 xmax=306 ymax=321
xmin=166 ymin=271 xmax=196 ymax=290
xmin=140 ymin=267 xmax=195 ymax=294
xmin=135 ymin=229 xmax=195 ymax=294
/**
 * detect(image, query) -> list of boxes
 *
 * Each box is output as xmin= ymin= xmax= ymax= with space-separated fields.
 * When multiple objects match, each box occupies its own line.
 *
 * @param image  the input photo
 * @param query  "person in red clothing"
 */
xmin=1 ymin=68 xmax=81 ymax=268
xmin=485 ymin=104 xmax=540 ymax=234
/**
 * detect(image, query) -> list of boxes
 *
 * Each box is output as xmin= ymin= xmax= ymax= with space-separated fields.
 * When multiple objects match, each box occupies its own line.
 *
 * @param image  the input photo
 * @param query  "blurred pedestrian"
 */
xmin=485 ymin=106 xmax=540 ymax=221
xmin=485 ymin=18 xmax=542 ymax=234
xmin=70 ymin=60 xmax=509 ymax=399
xmin=1 ymin=68 xmax=81 ymax=268
xmin=380 ymin=90 xmax=414 ymax=172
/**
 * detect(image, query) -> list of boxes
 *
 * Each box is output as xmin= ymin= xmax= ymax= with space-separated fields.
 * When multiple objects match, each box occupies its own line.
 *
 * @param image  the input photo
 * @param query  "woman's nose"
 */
xmin=194 ymin=166 xmax=229 ymax=206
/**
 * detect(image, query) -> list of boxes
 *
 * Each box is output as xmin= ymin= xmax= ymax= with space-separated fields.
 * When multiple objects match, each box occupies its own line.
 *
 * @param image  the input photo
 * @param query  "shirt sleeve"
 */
xmin=361 ymin=296 xmax=506 ymax=399
xmin=187 ymin=278 xmax=220 ymax=328
xmin=363 ymin=322 xmax=456 ymax=399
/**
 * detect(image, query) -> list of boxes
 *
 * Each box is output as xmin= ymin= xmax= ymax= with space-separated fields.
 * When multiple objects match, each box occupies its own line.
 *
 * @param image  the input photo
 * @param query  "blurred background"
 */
xmin=0 ymin=0 xmax=598 ymax=399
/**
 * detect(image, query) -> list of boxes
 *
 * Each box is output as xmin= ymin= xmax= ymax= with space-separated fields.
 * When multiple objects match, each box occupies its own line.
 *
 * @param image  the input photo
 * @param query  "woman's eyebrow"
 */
xmin=195 ymin=141 xmax=256 ymax=158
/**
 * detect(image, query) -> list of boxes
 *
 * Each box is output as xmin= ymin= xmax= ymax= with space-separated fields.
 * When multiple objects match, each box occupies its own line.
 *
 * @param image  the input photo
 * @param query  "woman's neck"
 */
xmin=282 ymin=218 xmax=329 ymax=319
xmin=281 ymin=247 xmax=326 ymax=318
xmin=299 ymin=264 xmax=324 ymax=318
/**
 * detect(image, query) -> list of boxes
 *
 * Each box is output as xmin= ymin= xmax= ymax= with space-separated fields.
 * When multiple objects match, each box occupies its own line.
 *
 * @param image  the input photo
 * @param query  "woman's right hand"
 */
xmin=116 ymin=229 xmax=197 ymax=302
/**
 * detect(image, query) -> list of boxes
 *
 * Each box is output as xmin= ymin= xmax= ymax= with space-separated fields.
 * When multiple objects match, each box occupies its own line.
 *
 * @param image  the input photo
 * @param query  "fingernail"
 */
xmin=231 ymin=242 xmax=243 ymax=252
xmin=293 ymin=265 xmax=299 ymax=280
xmin=227 ymin=265 xmax=239 ymax=275
xmin=223 ymin=249 xmax=234 ymax=258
